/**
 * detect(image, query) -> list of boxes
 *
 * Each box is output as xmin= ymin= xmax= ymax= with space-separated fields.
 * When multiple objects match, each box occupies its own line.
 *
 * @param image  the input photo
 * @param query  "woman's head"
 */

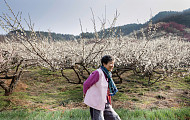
xmin=101 ymin=55 xmax=115 ymax=71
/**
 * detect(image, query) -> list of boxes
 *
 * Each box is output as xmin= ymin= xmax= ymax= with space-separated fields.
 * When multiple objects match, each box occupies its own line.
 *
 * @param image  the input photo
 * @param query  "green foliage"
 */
xmin=78 ymin=32 xmax=95 ymax=39
xmin=0 ymin=110 xmax=29 ymax=120
xmin=0 ymin=108 xmax=189 ymax=120
xmin=151 ymin=11 xmax=179 ymax=23
xmin=113 ymin=92 xmax=129 ymax=101
xmin=59 ymin=86 xmax=83 ymax=105
xmin=159 ymin=12 xmax=190 ymax=28
xmin=184 ymin=75 xmax=190 ymax=83
xmin=119 ymin=24 xmax=144 ymax=36
xmin=0 ymin=99 xmax=10 ymax=110
xmin=8 ymin=30 xmax=75 ymax=41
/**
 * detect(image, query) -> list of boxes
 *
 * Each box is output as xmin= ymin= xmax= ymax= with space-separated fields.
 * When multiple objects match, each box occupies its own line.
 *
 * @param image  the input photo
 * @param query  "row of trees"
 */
xmin=8 ymin=30 xmax=76 ymax=41
xmin=0 ymin=0 xmax=190 ymax=96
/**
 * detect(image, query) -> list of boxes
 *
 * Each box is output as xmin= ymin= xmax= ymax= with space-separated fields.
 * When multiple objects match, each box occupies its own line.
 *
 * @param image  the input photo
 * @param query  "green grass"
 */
xmin=117 ymin=108 xmax=190 ymax=120
xmin=0 ymin=67 xmax=189 ymax=114
xmin=0 ymin=108 xmax=189 ymax=120
xmin=184 ymin=75 xmax=190 ymax=83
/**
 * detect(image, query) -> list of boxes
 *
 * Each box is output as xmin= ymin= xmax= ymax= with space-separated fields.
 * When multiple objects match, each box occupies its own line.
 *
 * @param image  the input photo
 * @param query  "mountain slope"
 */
xmin=156 ymin=10 xmax=190 ymax=27
xmin=151 ymin=11 xmax=179 ymax=23
xmin=90 ymin=8 xmax=190 ymax=38
xmin=2 ymin=8 xmax=190 ymax=41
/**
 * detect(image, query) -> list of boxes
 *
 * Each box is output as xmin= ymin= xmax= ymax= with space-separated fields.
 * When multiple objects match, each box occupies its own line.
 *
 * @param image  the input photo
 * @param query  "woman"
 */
xmin=83 ymin=55 xmax=121 ymax=120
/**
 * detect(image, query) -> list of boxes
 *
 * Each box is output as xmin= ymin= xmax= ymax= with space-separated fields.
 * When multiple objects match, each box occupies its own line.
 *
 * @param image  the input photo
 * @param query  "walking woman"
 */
xmin=83 ymin=55 xmax=121 ymax=120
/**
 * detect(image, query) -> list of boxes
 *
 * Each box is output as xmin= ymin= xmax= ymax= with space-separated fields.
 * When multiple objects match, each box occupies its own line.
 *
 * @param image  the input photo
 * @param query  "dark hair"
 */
xmin=101 ymin=55 xmax=114 ymax=66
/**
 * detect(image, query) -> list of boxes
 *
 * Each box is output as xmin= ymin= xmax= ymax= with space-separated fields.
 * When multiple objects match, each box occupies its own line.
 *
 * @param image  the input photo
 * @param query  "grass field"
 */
xmin=0 ymin=67 xmax=190 ymax=119
xmin=0 ymin=107 xmax=189 ymax=120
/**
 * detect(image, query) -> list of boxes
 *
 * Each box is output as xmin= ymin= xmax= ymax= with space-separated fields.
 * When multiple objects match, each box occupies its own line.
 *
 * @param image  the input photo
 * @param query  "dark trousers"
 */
xmin=90 ymin=103 xmax=121 ymax=120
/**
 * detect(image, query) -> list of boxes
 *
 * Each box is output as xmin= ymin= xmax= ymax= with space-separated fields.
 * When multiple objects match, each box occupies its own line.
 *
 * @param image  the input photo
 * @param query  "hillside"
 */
xmin=1 ymin=8 xmax=190 ymax=41
xmin=153 ymin=9 xmax=190 ymax=28
xmin=79 ymin=8 xmax=190 ymax=39
xmin=7 ymin=30 xmax=76 ymax=41
xmin=120 ymin=8 xmax=190 ymax=37
xmin=150 ymin=11 xmax=179 ymax=23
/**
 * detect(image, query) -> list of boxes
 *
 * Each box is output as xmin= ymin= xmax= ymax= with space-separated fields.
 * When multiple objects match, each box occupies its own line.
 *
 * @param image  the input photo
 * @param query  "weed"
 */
xmin=184 ymin=75 xmax=190 ymax=83
xmin=0 ymin=108 xmax=189 ymax=120
xmin=113 ymin=92 xmax=129 ymax=101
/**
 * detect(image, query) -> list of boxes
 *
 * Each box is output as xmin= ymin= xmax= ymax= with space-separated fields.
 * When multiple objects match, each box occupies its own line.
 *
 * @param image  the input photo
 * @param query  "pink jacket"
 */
xmin=84 ymin=68 xmax=108 ymax=111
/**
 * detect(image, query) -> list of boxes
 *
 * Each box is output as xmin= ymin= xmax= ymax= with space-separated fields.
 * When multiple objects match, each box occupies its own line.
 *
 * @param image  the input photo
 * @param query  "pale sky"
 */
xmin=0 ymin=0 xmax=190 ymax=35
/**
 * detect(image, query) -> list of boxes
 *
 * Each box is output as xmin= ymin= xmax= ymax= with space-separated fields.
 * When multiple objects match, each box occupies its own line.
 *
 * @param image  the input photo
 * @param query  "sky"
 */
xmin=0 ymin=0 xmax=190 ymax=35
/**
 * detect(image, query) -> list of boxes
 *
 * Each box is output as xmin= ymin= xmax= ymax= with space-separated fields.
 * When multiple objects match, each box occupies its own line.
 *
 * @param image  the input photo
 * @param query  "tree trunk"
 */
xmin=0 ymin=80 xmax=10 ymax=96
xmin=4 ymin=89 xmax=11 ymax=96
xmin=0 ymin=64 xmax=23 ymax=96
